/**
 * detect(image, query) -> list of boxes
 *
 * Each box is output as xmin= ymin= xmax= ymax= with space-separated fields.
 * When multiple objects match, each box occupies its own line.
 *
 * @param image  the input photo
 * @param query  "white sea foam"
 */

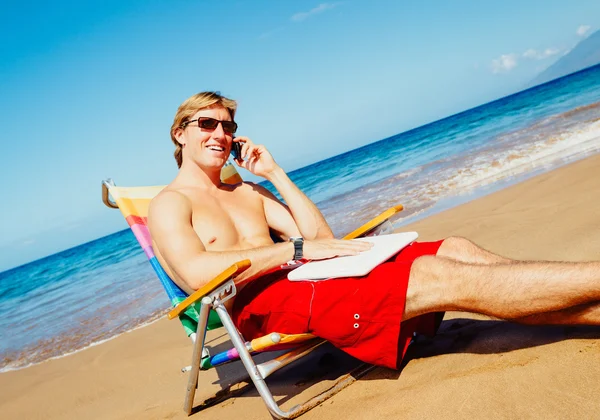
xmin=445 ymin=120 xmax=600 ymax=193
xmin=328 ymin=118 xmax=600 ymax=236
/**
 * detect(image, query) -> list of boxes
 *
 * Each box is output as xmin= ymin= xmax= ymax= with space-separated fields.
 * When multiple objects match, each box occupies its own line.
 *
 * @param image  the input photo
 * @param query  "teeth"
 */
xmin=208 ymin=146 xmax=224 ymax=151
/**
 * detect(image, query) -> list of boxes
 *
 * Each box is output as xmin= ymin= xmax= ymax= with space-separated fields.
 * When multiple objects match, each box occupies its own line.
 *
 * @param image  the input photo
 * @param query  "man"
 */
xmin=148 ymin=91 xmax=600 ymax=369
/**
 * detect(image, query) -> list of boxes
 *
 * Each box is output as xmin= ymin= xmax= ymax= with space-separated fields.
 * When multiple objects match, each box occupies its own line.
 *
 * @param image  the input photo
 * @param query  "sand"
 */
xmin=1 ymin=154 xmax=600 ymax=419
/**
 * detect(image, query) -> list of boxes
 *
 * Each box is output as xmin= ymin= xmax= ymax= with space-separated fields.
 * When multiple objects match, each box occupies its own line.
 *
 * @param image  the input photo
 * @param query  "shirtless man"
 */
xmin=149 ymin=91 xmax=600 ymax=369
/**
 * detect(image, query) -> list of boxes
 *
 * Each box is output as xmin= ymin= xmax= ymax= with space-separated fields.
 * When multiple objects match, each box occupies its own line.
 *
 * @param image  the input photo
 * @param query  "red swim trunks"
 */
xmin=232 ymin=240 xmax=445 ymax=369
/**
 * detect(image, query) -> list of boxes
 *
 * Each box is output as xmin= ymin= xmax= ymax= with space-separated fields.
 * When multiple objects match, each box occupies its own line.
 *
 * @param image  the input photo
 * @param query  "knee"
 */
xmin=442 ymin=236 xmax=472 ymax=250
xmin=438 ymin=236 xmax=472 ymax=258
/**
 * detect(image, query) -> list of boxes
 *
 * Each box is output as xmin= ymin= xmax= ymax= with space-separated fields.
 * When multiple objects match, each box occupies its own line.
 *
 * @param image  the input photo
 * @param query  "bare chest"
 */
xmin=190 ymin=190 xmax=272 ymax=250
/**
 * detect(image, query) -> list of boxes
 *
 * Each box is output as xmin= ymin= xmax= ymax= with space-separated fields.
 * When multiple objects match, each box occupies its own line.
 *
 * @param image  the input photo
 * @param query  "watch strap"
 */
xmin=289 ymin=237 xmax=304 ymax=260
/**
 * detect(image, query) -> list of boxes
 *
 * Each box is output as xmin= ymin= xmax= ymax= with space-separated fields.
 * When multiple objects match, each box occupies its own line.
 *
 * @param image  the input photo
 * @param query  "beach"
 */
xmin=4 ymin=69 xmax=599 ymax=375
xmin=1 ymin=153 xmax=599 ymax=419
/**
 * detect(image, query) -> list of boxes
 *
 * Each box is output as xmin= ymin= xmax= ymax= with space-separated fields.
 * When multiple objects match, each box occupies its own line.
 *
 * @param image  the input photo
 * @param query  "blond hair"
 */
xmin=170 ymin=91 xmax=238 ymax=168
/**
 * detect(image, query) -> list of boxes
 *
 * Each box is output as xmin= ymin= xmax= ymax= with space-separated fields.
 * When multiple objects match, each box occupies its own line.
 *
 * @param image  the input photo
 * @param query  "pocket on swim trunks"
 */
xmin=309 ymin=279 xmax=367 ymax=348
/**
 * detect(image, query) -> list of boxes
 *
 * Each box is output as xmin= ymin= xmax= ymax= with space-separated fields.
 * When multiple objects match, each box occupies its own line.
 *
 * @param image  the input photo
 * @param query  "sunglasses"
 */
xmin=181 ymin=117 xmax=238 ymax=134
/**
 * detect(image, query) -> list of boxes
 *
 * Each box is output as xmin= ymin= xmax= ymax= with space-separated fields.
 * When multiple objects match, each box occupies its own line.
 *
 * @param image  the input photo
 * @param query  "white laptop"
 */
xmin=287 ymin=231 xmax=418 ymax=281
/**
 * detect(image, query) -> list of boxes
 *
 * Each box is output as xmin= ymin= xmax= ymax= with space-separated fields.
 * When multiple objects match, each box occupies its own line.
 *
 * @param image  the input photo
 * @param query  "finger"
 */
xmin=246 ymin=145 xmax=259 ymax=161
xmin=337 ymin=242 xmax=373 ymax=253
xmin=233 ymin=136 xmax=247 ymax=147
xmin=341 ymin=245 xmax=370 ymax=254
xmin=241 ymin=142 xmax=251 ymax=159
xmin=236 ymin=136 xmax=252 ymax=147
xmin=251 ymin=146 xmax=262 ymax=161
xmin=332 ymin=239 xmax=373 ymax=249
xmin=344 ymin=240 xmax=373 ymax=249
xmin=254 ymin=145 xmax=267 ymax=160
xmin=356 ymin=241 xmax=374 ymax=249
xmin=335 ymin=248 xmax=362 ymax=257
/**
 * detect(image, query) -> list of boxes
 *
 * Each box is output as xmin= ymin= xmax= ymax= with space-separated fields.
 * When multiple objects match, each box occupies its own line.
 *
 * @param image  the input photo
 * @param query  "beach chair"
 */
xmin=101 ymin=177 xmax=404 ymax=418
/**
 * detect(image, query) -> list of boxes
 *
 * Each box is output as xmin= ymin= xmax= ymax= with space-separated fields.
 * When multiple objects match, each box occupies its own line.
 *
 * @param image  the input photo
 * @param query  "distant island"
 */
xmin=529 ymin=29 xmax=600 ymax=88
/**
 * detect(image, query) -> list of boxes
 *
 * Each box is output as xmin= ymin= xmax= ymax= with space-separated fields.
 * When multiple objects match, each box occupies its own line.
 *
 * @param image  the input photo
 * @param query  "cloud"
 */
xmin=291 ymin=2 xmax=340 ymax=22
xmin=576 ymin=25 xmax=591 ymax=37
xmin=491 ymin=53 xmax=518 ymax=73
xmin=492 ymin=46 xmax=561 ymax=73
xmin=259 ymin=3 xmax=341 ymax=41
xmin=258 ymin=27 xmax=284 ymax=40
xmin=522 ymin=48 xmax=560 ymax=60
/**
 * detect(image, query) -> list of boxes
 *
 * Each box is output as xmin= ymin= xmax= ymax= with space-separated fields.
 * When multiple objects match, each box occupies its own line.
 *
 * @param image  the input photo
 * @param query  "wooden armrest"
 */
xmin=342 ymin=204 xmax=404 ymax=240
xmin=168 ymin=259 xmax=251 ymax=320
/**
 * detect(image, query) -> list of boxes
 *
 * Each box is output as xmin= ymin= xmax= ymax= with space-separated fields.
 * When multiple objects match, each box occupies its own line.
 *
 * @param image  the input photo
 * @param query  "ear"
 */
xmin=173 ymin=127 xmax=186 ymax=147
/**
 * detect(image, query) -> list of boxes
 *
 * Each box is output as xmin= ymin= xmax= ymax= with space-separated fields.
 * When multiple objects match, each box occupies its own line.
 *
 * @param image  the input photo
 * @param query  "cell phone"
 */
xmin=231 ymin=141 xmax=242 ymax=160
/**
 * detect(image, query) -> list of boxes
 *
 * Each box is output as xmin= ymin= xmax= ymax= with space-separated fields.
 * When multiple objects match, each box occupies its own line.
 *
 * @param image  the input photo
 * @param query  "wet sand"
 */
xmin=1 ymin=154 xmax=599 ymax=419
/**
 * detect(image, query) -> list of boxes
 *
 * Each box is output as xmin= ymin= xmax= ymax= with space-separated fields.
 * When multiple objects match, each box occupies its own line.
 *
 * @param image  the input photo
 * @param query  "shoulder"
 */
xmin=242 ymin=181 xmax=277 ymax=198
xmin=148 ymin=188 xmax=193 ymax=227
xmin=151 ymin=187 xmax=192 ymax=210
xmin=232 ymin=181 xmax=263 ymax=191
xmin=225 ymin=181 xmax=273 ymax=200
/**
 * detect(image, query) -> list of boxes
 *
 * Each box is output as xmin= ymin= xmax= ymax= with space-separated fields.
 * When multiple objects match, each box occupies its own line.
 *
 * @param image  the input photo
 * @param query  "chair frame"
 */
xmin=102 ymin=178 xmax=404 ymax=418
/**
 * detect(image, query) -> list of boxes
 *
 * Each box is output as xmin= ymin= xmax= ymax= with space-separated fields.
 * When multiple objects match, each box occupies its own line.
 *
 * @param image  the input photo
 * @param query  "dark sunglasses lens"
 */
xmin=198 ymin=118 xmax=237 ymax=134
xmin=198 ymin=118 xmax=220 ymax=130
xmin=222 ymin=121 xmax=238 ymax=134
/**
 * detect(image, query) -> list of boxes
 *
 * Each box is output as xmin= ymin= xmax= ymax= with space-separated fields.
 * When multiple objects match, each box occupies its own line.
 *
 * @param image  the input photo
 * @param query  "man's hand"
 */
xmin=303 ymin=238 xmax=373 ymax=260
xmin=233 ymin=137 xmax=279 ymax=178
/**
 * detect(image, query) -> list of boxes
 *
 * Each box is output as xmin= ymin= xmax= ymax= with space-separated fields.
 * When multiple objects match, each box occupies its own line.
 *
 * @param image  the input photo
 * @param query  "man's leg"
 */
xmin=514 ymin=302 xmax=600 ymax=325
xmin=436 ymin=236 xmax=512 ymax=264
xmin=404 ymin=255 xmax=600 ymax=324
xmin=433 ymin=236 xmax=600 ymax=325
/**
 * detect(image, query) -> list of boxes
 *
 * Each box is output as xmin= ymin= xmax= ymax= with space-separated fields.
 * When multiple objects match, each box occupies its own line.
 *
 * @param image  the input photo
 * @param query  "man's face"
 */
xmin=179 ymin=106 xmax=235 ymax=170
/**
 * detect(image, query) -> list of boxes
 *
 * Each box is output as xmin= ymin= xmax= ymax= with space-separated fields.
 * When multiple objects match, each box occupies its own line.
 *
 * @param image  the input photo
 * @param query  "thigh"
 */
xmin=394 ymin=240 xmax=445 ymax=263
xmin=233 ymin=271 xmax=314 ymax=339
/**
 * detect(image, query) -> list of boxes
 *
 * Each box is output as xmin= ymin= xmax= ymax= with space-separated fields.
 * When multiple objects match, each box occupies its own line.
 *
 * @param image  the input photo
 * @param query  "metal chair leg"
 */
xmin=213 ymin=299 xmax=301 ymax=419
xmin=183 ymin=296 xmax=212 ymax=415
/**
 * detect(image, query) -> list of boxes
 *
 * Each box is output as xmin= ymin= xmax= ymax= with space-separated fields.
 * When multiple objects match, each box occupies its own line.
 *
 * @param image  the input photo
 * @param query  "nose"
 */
xmin=211 ymin=122 xmax=226 ymax=139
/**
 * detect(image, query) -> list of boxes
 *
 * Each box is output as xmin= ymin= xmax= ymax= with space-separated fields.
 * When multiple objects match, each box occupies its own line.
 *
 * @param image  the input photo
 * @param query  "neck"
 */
xmin=176 ymin=159 xmax=223 ymax=189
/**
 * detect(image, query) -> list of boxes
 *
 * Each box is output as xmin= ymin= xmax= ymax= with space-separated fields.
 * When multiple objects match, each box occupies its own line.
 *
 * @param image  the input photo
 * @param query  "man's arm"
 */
xmin=248 ymin=182 xmax=301 ymax=241
xmin=235 ymin=137 xmax=334 ymax=240
xmin=148 ymin=190 xmax=370 ymax=291
xmin=148 ymin=190 xmax=294 ymax=290
xmin=264 ymin=167 xmax=334 ymax=240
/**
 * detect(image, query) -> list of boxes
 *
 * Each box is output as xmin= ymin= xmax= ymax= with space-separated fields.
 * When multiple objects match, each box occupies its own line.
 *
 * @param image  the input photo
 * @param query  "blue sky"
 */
xmin=0 ymin=0 xmax=598 ymax=271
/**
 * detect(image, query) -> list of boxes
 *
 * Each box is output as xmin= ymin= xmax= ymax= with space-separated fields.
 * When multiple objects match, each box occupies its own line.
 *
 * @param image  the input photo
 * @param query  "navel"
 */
xmin=207 ymin=236 xmax=217 ymax=245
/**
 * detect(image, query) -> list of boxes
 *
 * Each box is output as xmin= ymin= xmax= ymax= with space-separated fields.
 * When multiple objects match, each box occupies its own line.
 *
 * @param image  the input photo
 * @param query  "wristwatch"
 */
xmin=289 ymin=237 xmax=304 ymax=261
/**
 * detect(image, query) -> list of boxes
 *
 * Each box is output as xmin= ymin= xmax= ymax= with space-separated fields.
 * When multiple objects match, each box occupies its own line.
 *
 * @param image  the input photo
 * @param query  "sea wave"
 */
xmin=323 ymin=116 xmax=600 ymax=237
xmin=0 ymin=309 xmax=167 ymax=373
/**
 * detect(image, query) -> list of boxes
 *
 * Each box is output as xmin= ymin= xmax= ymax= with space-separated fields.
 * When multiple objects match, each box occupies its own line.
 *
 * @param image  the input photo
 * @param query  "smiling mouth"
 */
xmin=207 ymin=145 xmax=225 ymax=152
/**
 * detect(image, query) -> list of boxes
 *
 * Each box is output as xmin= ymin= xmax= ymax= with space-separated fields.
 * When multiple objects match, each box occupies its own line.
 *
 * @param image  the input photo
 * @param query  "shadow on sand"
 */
xmin=190 ymin=318 xmax=599 ymax=415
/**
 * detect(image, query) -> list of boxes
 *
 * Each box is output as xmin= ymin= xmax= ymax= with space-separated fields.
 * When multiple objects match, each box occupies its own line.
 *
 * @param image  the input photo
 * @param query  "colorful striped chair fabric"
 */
xmin=104 ymin=183 xmax=223 ymax=335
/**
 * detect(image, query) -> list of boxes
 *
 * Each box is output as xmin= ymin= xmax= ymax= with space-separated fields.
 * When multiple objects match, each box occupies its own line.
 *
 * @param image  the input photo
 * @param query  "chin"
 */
xmin=198 ymin=158 xmax=226 ymax=171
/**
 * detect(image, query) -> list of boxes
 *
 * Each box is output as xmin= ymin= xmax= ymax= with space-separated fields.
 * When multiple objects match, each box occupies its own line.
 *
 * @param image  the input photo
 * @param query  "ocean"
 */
xmin=2 ymin=64 xmax=600 ymax=372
